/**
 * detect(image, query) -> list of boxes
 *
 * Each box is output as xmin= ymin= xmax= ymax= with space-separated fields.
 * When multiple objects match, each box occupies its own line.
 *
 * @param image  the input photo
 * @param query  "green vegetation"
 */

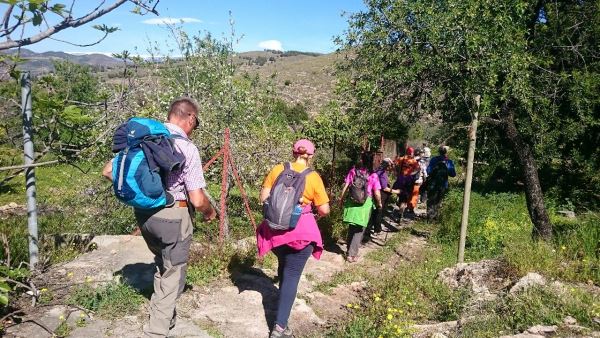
xmin=67 ymin=282 xmax=145 ymax=319
xmin=330 ymin=192 xmax=599 ymax=337
xmin=436 ymin=190 xmax=599 ymax=284
xmin=337 ymin=0 xmax=600 ymax=239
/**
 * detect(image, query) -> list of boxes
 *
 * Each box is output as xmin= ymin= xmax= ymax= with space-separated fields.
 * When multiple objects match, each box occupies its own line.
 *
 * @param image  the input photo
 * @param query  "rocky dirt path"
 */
xmin=4 ymin=206 xmax=428 ymax=338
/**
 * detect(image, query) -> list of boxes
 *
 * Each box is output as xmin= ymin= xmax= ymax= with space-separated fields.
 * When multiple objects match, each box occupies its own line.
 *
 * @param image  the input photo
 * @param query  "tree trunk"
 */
xmin=503 ymin=109 xmax=552 ymax=240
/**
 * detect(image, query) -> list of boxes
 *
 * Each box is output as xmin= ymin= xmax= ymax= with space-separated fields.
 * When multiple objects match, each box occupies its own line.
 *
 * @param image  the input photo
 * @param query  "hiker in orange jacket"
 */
xmin=392 ymin=147 xmax=420 ymax=215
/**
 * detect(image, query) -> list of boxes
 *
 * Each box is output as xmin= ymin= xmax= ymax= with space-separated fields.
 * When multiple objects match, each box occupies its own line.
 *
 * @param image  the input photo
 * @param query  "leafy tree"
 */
xmin=337 ymin=0 xmax=599 ymax=240
xmin=127 ymin=29 xmax=299 ymax=185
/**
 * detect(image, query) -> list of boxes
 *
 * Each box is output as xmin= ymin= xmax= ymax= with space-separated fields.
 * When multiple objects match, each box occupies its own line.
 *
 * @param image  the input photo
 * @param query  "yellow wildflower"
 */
xmin=59 ymin=315 xmax=65 ymax=321
xmin=387 ymin=314 xmax=393 ymax=320
xmin=375 ymin=296 xmax=381 ymax=302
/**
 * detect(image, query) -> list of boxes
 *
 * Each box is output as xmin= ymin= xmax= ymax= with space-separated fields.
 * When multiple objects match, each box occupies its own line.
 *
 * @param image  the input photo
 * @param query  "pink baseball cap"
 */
xmin=293 ymin=139 xmax=315 ymax=155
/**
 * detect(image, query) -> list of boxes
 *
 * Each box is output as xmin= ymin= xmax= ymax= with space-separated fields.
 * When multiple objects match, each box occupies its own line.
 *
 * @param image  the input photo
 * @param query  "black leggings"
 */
xmin=272 ymin=244 xmax=313 ymax=328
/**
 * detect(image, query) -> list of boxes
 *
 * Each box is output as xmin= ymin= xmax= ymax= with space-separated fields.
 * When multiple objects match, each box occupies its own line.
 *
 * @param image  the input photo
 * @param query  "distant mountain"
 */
xmin=1 ymin=48 xmax=121 ymax=74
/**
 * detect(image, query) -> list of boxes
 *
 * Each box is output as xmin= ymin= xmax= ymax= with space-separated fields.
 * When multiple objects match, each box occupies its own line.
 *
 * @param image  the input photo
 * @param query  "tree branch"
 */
xmin=0 ymin=0 xmax=160 ymax=50
xmin=480 ymin=117 xmax=504 ymax=126
xmin=47 ymin=29 xmax=111 ymax=48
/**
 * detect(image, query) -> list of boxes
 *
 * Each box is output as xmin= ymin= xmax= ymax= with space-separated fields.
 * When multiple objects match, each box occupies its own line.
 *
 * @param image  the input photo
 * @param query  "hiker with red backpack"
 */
xmin=256 ymin=139 xmax=330 ymax=338
xmin=339 ymin=152 xmax=382 ymax=262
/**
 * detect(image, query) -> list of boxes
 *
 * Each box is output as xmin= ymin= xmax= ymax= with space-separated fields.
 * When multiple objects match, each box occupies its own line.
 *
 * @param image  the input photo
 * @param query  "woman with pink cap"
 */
xmin=256 ymin=139 xmax=330 ymax=338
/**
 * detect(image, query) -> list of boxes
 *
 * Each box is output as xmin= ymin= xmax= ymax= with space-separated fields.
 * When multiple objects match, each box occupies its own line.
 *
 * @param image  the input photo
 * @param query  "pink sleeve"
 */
xmin=369 ymin=173 xmax=381 ymax=191
xmin=344 ymin=167 xmax=355 ymax=185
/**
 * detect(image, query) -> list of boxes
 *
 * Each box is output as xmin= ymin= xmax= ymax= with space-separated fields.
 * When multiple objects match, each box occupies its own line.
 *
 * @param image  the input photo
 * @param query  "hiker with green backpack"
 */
xmin=339 ymin=152 xmax=382 ymax=263
xmin=424 ymin=145 xmax=456 ymax=220
xmin=102 ymin=97 xmax=216 ymax=338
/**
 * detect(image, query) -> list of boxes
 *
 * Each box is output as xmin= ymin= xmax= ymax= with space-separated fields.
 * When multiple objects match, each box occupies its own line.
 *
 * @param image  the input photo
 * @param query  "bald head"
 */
xmin=168 ymin=97 xmax=199 ymax=121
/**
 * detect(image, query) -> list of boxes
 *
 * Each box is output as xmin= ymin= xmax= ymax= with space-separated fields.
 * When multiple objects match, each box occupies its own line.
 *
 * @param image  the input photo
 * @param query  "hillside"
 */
xmin=1 ymin=48 xmax=122 ymax=75
xmin=236 ymin=51 xmax=339 ymax=113
xmin=2 ymin=48 xmax=339 ymax=112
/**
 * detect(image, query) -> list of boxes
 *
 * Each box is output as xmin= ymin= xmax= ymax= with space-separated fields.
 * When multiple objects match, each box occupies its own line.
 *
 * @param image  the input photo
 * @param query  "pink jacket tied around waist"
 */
xmin=256 ymin=204 xmax=323 ymax=259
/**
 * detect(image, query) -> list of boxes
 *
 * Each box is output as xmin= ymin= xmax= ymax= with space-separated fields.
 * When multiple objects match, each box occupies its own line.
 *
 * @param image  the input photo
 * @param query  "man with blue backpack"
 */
xmin=102 ymin=97 xmax=216 ymax=338
xmin=424 ymin=145 xmax=456 ymax=220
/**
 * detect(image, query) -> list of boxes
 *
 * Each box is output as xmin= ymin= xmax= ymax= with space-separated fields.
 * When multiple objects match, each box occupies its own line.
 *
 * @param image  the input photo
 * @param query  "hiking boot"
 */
xmin=270 ymin=325 xmax=293 ymax=338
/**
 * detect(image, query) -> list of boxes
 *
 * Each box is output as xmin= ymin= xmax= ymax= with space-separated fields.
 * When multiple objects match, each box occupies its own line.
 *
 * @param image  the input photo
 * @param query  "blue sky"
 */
xmin=13 ymin=0 xmax=366 ymax=55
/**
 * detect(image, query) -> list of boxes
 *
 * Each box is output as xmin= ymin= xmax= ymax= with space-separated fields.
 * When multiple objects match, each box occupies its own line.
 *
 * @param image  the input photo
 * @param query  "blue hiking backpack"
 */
xmin=111 ymin=117 xmax=184 ymax=209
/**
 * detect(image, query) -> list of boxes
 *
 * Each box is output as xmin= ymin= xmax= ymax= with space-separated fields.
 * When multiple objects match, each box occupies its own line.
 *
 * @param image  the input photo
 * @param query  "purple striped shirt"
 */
xmin=165 ymin=123 xmax=206 ymax=201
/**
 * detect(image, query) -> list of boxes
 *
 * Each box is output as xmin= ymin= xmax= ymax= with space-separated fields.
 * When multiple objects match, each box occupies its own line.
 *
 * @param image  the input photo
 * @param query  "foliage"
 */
xmin=434 ymin=189 xmax=599 ymax=283
xmin=460 ymin=286 xmax=600 ymax=337
xmin=329 ymin=242 xmax=469 ymax=337
xmin=504 ymin=212 xmax=600 ymax=283
xmin=186 ymin=244 xmax=256 ymax=286
xmin=436 ymin=190 xmax=532 ymax=258
xmin=337 ymin=0 xmax=600 ymax=238
xmin=0 ymin=265 xmax=29 ymax=308
xmin=67 ymin=282 xmax=145 ymax=319
xmin=127 ymin=28 xmax=299 ymax=185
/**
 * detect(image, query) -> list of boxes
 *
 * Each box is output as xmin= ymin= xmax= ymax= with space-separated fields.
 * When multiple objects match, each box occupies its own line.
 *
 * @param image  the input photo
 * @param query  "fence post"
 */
xmin=218 ymin=128 xmax=231 ymax=243
xmin=458 ymin=95 xmax=480 ymax=263
xmin=21 ymin=71 xmax=38 ymax=269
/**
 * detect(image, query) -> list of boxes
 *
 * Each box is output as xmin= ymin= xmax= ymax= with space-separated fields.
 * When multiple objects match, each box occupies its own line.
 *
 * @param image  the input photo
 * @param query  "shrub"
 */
xmin=436 ymin=190 xmax=532 ymax=258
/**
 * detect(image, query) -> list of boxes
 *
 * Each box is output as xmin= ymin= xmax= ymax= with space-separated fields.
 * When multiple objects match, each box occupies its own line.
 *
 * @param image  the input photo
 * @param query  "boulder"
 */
xmin=509 ymin=272 xmax=546 ymax=294
xmin=438 ymin=259 xmax=507 ymax=300
xmin=526 ymin=325 xmax=557 ymax=335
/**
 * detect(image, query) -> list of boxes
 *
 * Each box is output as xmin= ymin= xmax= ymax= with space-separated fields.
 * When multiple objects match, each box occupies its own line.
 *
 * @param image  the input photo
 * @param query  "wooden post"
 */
xmin=458 ymin=95 xmax=480 ymax=263
xmin=219 ymin=128 xmax=230 ymax=243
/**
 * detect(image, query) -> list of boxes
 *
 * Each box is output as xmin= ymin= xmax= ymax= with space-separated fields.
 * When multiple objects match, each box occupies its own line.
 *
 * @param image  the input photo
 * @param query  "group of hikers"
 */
xmin=103 ymin=97 xmax=456 ymax=338
xmin=339 ymin=144 xmax=456 ymax=262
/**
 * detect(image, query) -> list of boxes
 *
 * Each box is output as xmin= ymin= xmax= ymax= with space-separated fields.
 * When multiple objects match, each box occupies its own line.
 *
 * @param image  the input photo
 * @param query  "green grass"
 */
xmin=332 ymin=191 xmax=600 ymax=337
xmin=459 ymin=286 xmax=600 ymax=337
xmin=67 ymin=282 xmax=145 ymax=319
xmin=329 ymin=242 xmax=468 ymax=337
xmin=54 ymin=320 xmax=72 ymax=337
xmin=194 ymin=319 xmax=225 ymax=338
xmin=313 ymin=265 xmax=370 ymax=295
xmin=365 ymin=231 xmax=409 ymax=263
xmin=1 ymin=163 xmax=135 ymax=268
xmin=186 ymin=244 xmax=257 ymax=286
xmin=435 ymin=190 xmax=600 ymax=284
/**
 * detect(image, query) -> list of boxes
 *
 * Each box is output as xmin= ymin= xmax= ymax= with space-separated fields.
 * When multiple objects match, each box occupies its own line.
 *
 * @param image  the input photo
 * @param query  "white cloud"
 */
xmin=258 ymin=40 xmax=283 ymax=51
xmin=142 ymin=17 xmax=202 ymax=25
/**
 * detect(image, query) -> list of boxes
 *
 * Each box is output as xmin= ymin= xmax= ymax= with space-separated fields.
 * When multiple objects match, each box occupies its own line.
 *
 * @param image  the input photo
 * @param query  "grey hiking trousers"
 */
xmin=135 ymin=206 xmax=193 ymax=338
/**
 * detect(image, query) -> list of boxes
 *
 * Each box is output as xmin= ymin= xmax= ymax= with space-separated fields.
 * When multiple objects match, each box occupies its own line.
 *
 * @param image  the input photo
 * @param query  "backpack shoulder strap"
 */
xmin=299 ymin=167 xmax=313 ymax=178
xmin=284 ymin=162 xmax=291 ymax=170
